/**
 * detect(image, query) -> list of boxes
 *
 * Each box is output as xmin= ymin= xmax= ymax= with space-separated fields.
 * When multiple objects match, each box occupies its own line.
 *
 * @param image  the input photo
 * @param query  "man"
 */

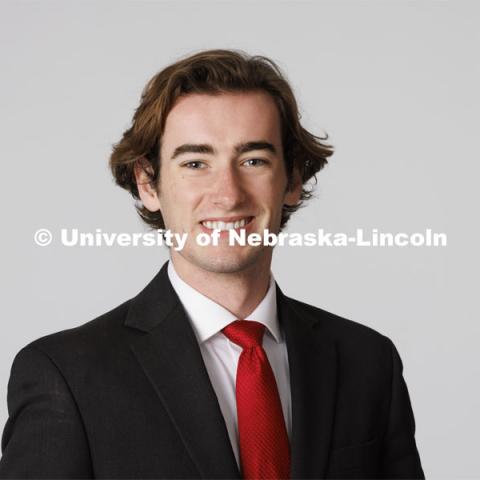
xmin=0 ymin=49 xmax=424 ymax=479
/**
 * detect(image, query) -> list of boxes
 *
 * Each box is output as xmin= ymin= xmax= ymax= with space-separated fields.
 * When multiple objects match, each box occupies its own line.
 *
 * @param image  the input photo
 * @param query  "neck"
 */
xmin=170 ymin=252 xmax=272 ymax=319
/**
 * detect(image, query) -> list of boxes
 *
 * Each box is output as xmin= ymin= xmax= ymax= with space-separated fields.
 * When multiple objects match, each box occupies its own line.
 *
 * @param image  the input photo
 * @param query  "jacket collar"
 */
xmin=124 ymin=261 xmax=178 ymax=333
xmin=277 ymin=285 xmax=338 ymax=478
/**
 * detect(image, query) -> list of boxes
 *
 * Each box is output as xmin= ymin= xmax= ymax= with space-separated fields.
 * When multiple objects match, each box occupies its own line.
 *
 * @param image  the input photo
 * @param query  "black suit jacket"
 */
xmin=0 ymin=262 xmax=424 ymax=479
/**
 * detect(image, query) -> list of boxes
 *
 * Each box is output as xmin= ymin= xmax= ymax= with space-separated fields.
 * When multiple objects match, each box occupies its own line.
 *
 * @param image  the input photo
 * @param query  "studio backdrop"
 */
xmin=0 ymin=1 xmax=478 ymax=478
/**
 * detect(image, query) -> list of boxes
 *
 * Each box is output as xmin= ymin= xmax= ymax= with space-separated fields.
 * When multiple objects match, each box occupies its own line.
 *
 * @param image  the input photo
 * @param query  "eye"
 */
xmin=243 ymin=158 xmax=268 ymax=167
xmin=182 ymin=161 xmax=206 ymax=169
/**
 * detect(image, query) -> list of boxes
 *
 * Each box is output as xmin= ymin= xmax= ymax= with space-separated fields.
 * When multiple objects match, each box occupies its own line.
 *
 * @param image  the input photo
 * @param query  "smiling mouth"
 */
xmin=201 ymin=217 xmax=254 ymax=231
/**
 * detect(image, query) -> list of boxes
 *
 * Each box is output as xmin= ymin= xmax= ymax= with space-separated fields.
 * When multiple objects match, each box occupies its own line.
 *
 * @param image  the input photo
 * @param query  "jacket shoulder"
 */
xmin=23 ymin=299 xmax=135 ymax=360
xmin=286 ymin=296 xmax=393 ymax=348
xmin=284 ymin=296 xmax=400 ymax=387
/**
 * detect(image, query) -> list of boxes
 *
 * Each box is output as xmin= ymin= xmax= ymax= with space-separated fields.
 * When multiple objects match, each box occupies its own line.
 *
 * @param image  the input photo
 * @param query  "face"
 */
xmin=137 ymin=91 xmax=301 ymax=275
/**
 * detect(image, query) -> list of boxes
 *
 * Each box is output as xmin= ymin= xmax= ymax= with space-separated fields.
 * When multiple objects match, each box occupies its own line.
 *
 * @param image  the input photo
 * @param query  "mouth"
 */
xmin=200 ymin=216 xmax=254 ymax=232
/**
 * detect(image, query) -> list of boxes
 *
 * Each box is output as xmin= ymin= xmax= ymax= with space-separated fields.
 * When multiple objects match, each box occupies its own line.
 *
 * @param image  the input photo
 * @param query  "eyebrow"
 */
xmin=170 ymin=141 xmax=277 ymax=159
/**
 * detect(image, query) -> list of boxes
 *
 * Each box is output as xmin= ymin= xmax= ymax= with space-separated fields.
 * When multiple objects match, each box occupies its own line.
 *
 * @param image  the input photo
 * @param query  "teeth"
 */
xmin=202 ymin=218 xmax=250 ymax=231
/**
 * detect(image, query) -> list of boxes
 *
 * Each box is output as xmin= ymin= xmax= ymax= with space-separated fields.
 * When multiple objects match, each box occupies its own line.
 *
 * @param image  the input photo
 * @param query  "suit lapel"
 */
xmin=278 ymin=286 xmax=338 ymax=479
xmin=125 ymin=263 xmax=240 ymax=479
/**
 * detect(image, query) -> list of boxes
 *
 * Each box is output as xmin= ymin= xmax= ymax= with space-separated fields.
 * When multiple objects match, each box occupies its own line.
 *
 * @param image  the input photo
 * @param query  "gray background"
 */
xmin=1 ymin=0 xmax=478 ymax=477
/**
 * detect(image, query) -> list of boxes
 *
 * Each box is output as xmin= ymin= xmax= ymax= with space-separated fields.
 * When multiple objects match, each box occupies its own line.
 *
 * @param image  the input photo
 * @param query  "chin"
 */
xmin=181 ymin=246 xmax=266 ymax=275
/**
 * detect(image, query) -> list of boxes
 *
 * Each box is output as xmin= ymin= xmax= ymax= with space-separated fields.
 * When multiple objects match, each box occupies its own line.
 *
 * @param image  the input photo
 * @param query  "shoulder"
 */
xmin=19 ymin=263 xmax=171 ymax=359
xmin=17 ymin=299 xmax=137 ymax=370
xmin=284 ymin=295 xmax=395 ymax=359
xmin=287 ymin=296 xmax=389 ymax=339
xmin=283 ymin=296 xmax=404 ymax=387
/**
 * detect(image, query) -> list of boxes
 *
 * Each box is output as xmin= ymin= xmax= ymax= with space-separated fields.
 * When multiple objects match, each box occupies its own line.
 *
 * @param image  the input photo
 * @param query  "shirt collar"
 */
xmin=167 ymin=260 xmax=281 ymax=344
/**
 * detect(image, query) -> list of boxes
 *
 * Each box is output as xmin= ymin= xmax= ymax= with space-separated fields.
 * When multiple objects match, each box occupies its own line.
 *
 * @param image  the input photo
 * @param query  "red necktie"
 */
xmin=222 ymin=320 xmax=290 ymax=480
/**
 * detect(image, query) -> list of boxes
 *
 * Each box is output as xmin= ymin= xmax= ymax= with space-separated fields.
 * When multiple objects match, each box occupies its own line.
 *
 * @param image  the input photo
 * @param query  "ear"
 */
xmin=134 ymin=158 xmax=162 ymax=212
xmin=284 ymin=168 xmax=302 ymax=206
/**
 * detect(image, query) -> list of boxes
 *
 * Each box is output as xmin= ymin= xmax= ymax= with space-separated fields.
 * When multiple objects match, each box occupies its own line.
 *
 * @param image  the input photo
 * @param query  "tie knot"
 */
xmin=222 ymin=320 xmax=265 ymax=350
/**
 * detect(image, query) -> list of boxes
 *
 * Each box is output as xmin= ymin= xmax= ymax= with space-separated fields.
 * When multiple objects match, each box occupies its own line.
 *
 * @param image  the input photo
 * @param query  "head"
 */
xmin=110 ymin=49 xmax=333 ymax=274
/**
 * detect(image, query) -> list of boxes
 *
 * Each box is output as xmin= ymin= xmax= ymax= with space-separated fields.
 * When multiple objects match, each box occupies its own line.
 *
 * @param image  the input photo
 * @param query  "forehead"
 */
xmin=161 ymin=91 xmax=282 ymax=151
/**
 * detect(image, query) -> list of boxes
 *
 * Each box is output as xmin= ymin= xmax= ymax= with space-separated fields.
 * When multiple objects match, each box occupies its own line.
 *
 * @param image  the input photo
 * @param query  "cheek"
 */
xmin=160 ymin=182 xmax=203 ymax=222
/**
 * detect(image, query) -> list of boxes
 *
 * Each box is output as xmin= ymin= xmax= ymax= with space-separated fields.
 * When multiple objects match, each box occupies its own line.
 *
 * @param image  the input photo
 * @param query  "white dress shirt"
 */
xmin=167 ymin=260 xmax=292 ymax=468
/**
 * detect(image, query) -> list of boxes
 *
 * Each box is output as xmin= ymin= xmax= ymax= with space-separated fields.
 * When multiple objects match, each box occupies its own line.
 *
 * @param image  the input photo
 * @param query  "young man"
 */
xmin=0 ymin=50 xmax=424 ymax=479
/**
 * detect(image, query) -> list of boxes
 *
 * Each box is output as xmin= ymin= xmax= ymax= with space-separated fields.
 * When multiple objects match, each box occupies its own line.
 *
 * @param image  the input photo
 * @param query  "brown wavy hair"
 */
xmin=109 ymin=49 xmax=334 ymax=229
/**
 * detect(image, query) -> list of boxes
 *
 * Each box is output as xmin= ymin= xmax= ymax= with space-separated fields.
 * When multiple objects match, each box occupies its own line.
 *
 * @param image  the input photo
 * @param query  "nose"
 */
xmin=210 ymin=165 xmax=247 ymax=210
